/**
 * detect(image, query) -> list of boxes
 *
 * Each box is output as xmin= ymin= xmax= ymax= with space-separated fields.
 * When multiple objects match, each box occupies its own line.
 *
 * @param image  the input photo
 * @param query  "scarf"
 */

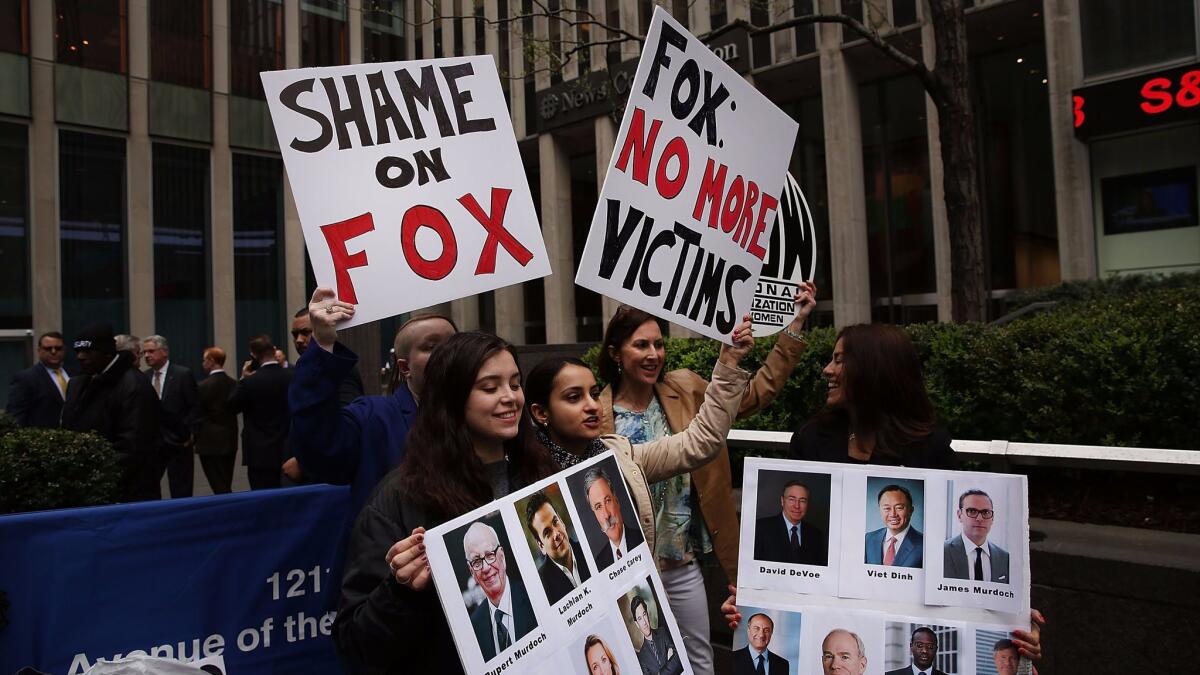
xmin=536 ymin=426 xmax=606 ymax=469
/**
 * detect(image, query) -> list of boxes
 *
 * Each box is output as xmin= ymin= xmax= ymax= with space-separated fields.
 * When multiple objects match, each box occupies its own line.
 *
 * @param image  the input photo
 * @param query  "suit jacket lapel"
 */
xmin=653 ymin=380 xmax=686 ymax=433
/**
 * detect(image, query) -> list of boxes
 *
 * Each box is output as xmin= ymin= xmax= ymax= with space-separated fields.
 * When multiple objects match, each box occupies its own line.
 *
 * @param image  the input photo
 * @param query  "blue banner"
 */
xmin=0 ymin=485 xmax=351 ymax=675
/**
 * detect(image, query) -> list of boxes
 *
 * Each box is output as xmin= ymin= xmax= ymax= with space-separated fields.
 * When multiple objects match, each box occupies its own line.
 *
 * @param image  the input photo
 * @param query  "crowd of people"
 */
xmin=6 ymin=280 xmax=1045 ymax=673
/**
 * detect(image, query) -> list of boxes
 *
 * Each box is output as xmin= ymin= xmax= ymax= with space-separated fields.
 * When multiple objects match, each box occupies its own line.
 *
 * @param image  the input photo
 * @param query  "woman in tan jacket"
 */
xmin=595 ymin=282 xmax=817 ymax=675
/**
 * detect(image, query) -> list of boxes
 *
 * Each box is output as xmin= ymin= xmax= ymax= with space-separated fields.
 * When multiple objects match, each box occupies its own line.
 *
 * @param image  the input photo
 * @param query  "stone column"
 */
xmin=283 ymin=1 xmax=306 ymax=345
xmin=1043 ymin=0 xmax=1096 ymax=281
xmin=127 ymin=0 xmax=155 ymax=337
xmin=817 ymin=17 xmax=871 ymax=327
xmin=540 ymin=133 xmax=577 ymax=343
xmin=211 ymin=0 xmax=237 ymax=372
xmin=349 ymin=0 xmax=363 ymax=63
xmin=921 ymin=20 xmax=953 ymax=321
xmin=29 ymin=0 xmax=60 ymax=336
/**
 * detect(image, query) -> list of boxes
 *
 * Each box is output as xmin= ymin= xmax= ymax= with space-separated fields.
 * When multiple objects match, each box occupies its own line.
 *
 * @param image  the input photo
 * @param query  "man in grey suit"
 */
xmin=943 ymin=489 xmax=1010 ymax=583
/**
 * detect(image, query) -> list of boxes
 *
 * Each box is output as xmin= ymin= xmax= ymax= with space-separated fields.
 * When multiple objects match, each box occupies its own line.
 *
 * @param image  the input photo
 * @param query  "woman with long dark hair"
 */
xmin=594 ymin=283 xmax=817 ymax=674
xmin=788 ymin=323 xmax=953 ymax=467
xmin=334 ymin=318 xmax=757 ymax=674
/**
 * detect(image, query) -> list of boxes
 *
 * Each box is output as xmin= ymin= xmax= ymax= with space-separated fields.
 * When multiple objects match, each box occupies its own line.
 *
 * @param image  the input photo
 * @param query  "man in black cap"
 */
xmin=61 ymin=322 xmax=159 ymax=501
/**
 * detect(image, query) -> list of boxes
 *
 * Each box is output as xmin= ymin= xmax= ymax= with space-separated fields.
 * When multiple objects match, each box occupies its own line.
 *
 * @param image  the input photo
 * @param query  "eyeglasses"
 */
xmin=41 ymin=346 xmax=64 ymax=353
xmin=784 ymin=497 xmax=809 ymax=505
xmin=962 ymin=508 xmax=994 ymax=519
xmin=467 ymin=546 xmax=502 ymax=571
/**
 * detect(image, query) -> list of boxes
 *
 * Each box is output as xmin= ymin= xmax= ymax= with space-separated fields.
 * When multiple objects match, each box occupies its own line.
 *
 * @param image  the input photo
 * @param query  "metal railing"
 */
xmin=726 ymin=430 xmax=1200 ymax=476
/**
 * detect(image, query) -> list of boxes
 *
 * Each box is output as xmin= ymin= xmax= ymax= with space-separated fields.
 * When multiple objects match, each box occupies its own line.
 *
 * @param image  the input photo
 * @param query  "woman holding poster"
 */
xmin=334 ymin=320 xmax=757 ymax=674
xmin=595 ymin=282 xmax=817 ymax=675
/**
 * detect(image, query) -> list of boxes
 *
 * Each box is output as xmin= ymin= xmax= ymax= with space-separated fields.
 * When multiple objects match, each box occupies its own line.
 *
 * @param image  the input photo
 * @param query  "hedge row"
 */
xmin=584 ymin=282 xmax=1200 ymax=451
xmin=0 ymin=416 xmax=121 ymax=514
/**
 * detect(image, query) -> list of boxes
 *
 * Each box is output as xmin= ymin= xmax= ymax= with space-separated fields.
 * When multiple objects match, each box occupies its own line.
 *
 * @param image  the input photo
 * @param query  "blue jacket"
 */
xmin=864 ymin=526 xmax=924 ymax=568
xmin=289 ymin=342 xmax=417 ymax=517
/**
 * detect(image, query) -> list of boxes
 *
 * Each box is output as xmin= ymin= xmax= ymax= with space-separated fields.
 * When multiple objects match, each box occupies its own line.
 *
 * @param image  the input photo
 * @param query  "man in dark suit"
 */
xmin=583 ymin=466 xmax=644 ymax=571
xmin=632 ymin=595 xmax=682 ymax=675
xmin=885 ymin=626 xmax=948 ymax=675
xmin=6 ymin=331 xmax=71 ymax=428
xmin=523 ymin=490 xmax=591 ymax=604
xmin=754 ymin=480 xmax=827 ymax=566
xmin=943 ymin=489 xmax=1011 ymax=583
xmin=865 ymin=484 xmax=924 ymax=568
xmin=195 ymin=346 xmax=238 ymax=494
xmin=463 ymin=522 xmax=536 ymax=660
xmin=142 ymin=335 xmax=199 ymax=498
xmin=227 ymin=334 xmax=292 ymax=490
xmin=732 ymin=613 xmax=789 ymax=675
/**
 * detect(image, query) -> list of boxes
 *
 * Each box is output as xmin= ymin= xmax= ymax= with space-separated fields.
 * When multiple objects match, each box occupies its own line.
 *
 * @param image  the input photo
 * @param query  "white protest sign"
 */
xmin=424 ymin=452 xmax=693 ymax=675
xmin=575 ymin=7 xmax=799 ymax=343
xmin=751 ymin=172 xmax=819 ymax=336
xmin=261 ymin=57 xmax=550 ymax=328
xmin=734 ymin=458 xmax=1034 ymax=675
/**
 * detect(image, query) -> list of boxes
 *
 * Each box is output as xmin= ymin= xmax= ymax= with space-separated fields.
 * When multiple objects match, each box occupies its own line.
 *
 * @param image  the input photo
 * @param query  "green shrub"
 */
xmin=1006 ymin=271 xmax=1200 ymax=311
xmin=0 ymin=427 xmax=122 ymax=514
xmin=584 ymin=284 xmax=1200 ymax=451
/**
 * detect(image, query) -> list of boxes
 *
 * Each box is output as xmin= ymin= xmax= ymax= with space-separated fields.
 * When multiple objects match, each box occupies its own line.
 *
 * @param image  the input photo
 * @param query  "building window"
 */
xmin=498 ymin=0 xmax=509 ymax=97
xmin=570 ymin=153 xmax=602 ymax=341
xmin=549 ymin=0 xmax=562 ymax=84
xmin=794 ymin=0 xmax=815 ymax=56
xmin=1081 ymin=0 xmax=1197 ymax=78
xmin=781 ymin=97 xmax=832 ymax=315
xmin=55 ymin=0 xmax=127 ymax=73
xmin=841 ymin=0 xmax=863 ymax=43
xmin=232 ymin=153 xmax=284 ymax=358
xmin=150 ymin=0 xmax=211 ymax=89
xmin=860 ymin=77 xmax=936 ymax=323
xmin=475 ymin=0 xmax=486 ymax=59
xmin=230 ymin=0 xmax=284 ymax=99
xmin=153 ymin=144 xmax=211 ymax=371
xmin=302 ymin=0 xmax=349 ymax=66
xmin=0 ymin=122 xmax=29 ymax=326
xmin=364 ymin=0 xmax=406 ymax=62
xmin=0 ymin=0 xmax=29 ymax=55
xmin=414 ymin=0 xmax=424 ymax=57
xmin=710 ymin=0 xmax=727 ymax=31
xmin=892 ymin=0 xmax=917 ymax=27
xmin=60 ymin=130 xmax=126 ymax=350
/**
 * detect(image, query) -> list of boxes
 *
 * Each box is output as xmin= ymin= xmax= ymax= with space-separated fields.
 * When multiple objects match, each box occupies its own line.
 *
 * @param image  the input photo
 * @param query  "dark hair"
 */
xmin=822 ymin=323 xmax=936 ymax=456
xmin=958 ymin=489 xmax=991 ymax=509
xmin=524 ymin=490 xmax=553 ymax=539
xmin=630 ymin=595 xmax=647 ymax=619
xmin=397 ymin=331 xmax=557 ymax=519
xmin=38 ymin=331 xmax=64 ymax=346
xmin=992 ymin=638 xmax=1017 ymax=654
xmin=249 ymin=334 xmax=275 ymax=359
xmin=522 ymin=356 xmax=594 ymax=455
xmin=911 ymin=626 xmax=937 ymax=644
xmin=294 ymin=306 xmax=309 ymax=318
xmin=781 ymin=479 xmax=809 ymax=496
xmin=597 ymin=305 xmax=665 ymax=390
xmin=877 ymin=484 xmax=913 ymax=506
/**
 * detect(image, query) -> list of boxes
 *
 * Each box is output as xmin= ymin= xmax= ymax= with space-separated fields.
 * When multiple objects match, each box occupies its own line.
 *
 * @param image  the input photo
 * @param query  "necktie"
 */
xmin=884 ymin=536 xmax=897 ymax=566
xmin=974 ymin=546 xmax=984 ymax=581
xmin=152 ymin=370 xmax=162 ymax=398
xmin=789 ymin=525 xmax=800 ymax=555
xmin=495 ymin=607 xmax=511 ymax=650
xmin=617 ymin=548 xmax=622 ymax=560
xmin=52 ymin=369 xmax=67 ymax=400
xmin=756 ymin=653 xmax=766 ymax=675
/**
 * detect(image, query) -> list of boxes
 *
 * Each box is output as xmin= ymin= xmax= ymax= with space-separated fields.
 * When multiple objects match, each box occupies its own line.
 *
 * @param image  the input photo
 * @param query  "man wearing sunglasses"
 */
xmin=6 ymin=332 xmax=73 ymax=428
xmin=943 ymin=489 xmax=1010 ymax=583
xmin=463 ymin=521 xmax=536 ymax=660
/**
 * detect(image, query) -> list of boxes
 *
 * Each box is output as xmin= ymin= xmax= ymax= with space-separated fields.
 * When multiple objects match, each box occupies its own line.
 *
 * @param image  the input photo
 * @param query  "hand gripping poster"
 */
xmin=734 ymin=458 xmax=1033 ymax=675
xmin=261 ymin=57 xmax=551 ymax=328
xmin=424 ymin=452 xmax=694 ymax=675
xmin=575 ymin=7 xmax=799 ymax=343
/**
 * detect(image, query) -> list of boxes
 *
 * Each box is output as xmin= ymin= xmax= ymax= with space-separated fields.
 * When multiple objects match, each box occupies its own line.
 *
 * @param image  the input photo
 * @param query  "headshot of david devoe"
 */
xmin=446 ymin=512 xmax=538 ymax=661
xmin=753 ymin=470 xmax=832 ymax=566
xmin=567 ymin=457 xmax=645 ymax=572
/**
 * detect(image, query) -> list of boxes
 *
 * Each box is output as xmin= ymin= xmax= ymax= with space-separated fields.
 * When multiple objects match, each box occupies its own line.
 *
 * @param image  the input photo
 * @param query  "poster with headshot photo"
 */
xmin=565 ymin=455 xmax=646 ymax=573
xmin=924 ymin=475 xmax=1029 ymax=615
xmin=974 ymin=627 xmax=1033 ymax=675
xmin=569 ymin=613 xmax=645 ymax=675
xmin=442 ymin=510 xmax=541 ymax=665
xmin=730 ymin=605 xmax=803 ymax=675
xmin=882 ymin=620 xmax=963 ymax=675
xmin=738 ymin=459 xmax=841 ymax=596
xmin=426 ymin=451 xmax=688 ymax=674
xmin=837 ymin=471 xmax=927 ymax=604
xmin=615 ymin=575 xmax=690 ymax=675
xmin=515 ymin=482 xmax=595 ymax=606
xmin=797 ymin=608 xmax=884 ymax=675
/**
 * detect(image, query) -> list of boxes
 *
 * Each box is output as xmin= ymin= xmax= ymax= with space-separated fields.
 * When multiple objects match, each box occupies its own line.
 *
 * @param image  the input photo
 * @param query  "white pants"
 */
xmin=660 ymin=560 xmax=714 ymax=675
